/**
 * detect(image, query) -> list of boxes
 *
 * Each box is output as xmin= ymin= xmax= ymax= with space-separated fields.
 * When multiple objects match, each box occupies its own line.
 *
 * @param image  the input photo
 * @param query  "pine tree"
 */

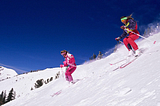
xmin=3 ymin=91 xmax=6 ymax=104
xmin=6 ymin=88 xmax=15 ymax=103
xmin=55 ymin=71 xmax=60 ymax=79
xmin=0 ymin=91 xmax=7 ymax=105
xmin=34 ymin=79 xmax=44 ymax=88
xmin=143 ymin=29 xmax=147 ymax=37
xmin=50 ymin=77 xmax=53 ymax=81
xmin=0 ymin=91 xmax=4 ymax=105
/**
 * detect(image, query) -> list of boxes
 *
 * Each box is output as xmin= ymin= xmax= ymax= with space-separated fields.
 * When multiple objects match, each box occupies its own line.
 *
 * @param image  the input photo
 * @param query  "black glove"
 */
xmin=115 ymin=37 xmax=121 ymax=41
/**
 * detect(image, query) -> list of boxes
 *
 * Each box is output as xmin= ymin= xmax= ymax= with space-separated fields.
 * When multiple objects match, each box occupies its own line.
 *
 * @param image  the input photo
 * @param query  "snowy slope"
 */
xmin=1 ymin=31 xmax=160 ymax=106
xmin=0 ymin=66 xmax=18 ymax=81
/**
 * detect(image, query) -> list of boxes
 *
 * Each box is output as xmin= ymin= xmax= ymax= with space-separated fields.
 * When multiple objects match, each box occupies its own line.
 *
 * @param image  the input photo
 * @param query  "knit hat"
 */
xmin=61 ymin=50 xmax=67 ymax=55
xmin=120 ymin=14 xmax=134 ymax=21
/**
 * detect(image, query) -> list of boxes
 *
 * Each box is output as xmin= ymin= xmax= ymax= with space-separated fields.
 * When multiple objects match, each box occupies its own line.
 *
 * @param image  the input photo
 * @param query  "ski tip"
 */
xmin=153 ymin=41 xmax=156 ymax=44
xmin=109 ymin=63 xmax=113 ymax=65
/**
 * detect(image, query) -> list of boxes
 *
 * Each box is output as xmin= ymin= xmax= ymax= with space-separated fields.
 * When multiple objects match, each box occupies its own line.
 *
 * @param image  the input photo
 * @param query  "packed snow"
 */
xmin=1 ymin=30 xmax=160 ymax=106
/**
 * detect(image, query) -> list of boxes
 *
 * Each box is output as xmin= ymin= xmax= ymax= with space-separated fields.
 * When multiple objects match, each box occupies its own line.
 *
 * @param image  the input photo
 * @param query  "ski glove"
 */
xmin=63 ymin=61 xmax=68 ymax=67
xmin=115 ymin=37 xmax=121 ymax=41
xmin=120 ymin=25 xmax=126 ymax=29
xmin=60 ymin=64 xmax=64 ymax=68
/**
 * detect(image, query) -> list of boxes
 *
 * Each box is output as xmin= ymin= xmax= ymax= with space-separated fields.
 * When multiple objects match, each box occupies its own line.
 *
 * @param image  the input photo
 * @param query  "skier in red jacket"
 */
xmin=116 ymin=14 xmax=140 ymax=57
xmin=60 ymin=50 xmax=76 ymax=83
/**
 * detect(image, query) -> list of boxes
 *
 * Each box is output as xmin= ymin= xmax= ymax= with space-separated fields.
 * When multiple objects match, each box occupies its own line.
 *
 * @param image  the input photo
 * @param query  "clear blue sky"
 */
xmin=0 ymin=0 xmax=160 ymax=74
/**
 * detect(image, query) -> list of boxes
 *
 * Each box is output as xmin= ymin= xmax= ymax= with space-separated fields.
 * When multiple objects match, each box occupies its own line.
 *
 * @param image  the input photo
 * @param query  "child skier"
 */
xmin=115 ymin=14 xmax=140 ymax=57
xmin=60 ymin=50 xmax=76 ymax=83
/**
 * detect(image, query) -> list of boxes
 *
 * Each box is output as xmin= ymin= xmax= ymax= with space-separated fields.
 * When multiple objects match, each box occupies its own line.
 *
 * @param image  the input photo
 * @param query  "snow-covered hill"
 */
xmin=1 ymin=31 xmax=160 ymax=106
xmin=0 ymin=66 xmax=18 ymax=81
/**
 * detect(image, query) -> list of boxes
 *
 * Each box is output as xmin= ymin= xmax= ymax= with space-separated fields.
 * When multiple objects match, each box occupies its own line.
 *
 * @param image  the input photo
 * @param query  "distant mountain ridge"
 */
xmin=0 ymin=66 xmax=18 ymax=81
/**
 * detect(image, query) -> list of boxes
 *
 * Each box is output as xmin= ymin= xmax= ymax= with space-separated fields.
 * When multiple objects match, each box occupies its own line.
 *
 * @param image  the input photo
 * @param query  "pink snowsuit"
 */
xmin=63 ymin=53 xmax=76 ymax=82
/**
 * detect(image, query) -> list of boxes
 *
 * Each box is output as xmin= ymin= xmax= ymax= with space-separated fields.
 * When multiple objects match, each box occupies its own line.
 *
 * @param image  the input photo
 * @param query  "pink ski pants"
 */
xmin=65 ymin=66 xmax=76 ymax=82
xmin=123 ymin=33 xmax=139 ymax=51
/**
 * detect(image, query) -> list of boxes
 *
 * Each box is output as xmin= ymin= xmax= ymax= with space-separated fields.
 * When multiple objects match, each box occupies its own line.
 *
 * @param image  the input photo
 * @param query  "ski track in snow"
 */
xmin=1 ymin=31 xmax=160 ymax=106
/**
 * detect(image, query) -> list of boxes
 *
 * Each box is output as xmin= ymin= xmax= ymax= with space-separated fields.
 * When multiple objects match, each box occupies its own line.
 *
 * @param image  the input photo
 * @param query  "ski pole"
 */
xmin=61 ymin=68 xmax=64 ymax=78
xmin=119 ymin=40 xmax=123 ymax=44
xmin=114 ymin=40 xmax=123 ymax=52
xmin=125 ymin=28 xmax=156 ymax=44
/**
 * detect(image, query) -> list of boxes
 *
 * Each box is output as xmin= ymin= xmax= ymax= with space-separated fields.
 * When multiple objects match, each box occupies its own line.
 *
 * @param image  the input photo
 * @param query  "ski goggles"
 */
xmin=61 ymin=52 xmax=66 ymax=56
xmin=121 ymin=17 xmax=127 ymax=22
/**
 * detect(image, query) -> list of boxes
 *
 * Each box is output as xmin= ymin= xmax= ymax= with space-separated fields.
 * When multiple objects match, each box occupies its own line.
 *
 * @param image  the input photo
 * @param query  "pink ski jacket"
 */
xmin=64 ymin=53 xmax=76 ymax=67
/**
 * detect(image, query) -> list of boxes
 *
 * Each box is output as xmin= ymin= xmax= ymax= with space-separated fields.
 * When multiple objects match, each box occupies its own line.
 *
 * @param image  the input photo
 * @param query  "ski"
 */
xmin=120 ymin=53 xmax=142 ymax=68
xmin=119 ymin=57 xmax=138 ymax=68
xmin=112 ymin=66 xmax=120 ymax=71
xmin=51 ymin=90 xmax=62 ymax=97
xmin=112 ymin=54 xmax=141 ymax=71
